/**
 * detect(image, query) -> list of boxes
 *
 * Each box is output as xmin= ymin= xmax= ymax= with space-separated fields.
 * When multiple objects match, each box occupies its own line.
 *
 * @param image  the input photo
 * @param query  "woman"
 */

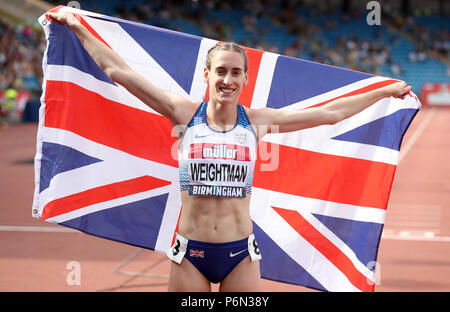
xmin=47 ymin=11 xmax=411 ymax=292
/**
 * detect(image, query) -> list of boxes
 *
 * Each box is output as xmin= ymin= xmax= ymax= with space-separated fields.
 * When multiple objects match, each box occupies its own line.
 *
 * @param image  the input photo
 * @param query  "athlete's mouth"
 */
xmin=219 ymin=87 xmax=235 ymax=94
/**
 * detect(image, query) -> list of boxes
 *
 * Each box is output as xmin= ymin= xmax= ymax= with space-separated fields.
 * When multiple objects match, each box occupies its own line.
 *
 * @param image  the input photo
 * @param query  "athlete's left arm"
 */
xmin=249 ymin=81 xmax=411 ymax=136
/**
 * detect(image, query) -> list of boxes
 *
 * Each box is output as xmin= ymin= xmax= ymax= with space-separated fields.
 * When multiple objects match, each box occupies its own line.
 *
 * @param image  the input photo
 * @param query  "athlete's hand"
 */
xmin=383 ymin=81 xmax=412 ymax=100
xmin=47 ymin=11 xmax=81 ymax=29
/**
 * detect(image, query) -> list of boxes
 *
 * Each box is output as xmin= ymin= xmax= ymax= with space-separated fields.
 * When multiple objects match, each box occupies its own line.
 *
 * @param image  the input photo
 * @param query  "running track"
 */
xmin=1 ymin=107 xmax=449 ymax=292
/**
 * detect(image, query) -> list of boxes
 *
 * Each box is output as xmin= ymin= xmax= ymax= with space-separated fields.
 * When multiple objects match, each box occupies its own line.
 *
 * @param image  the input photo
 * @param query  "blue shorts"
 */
xmin=167 ymin=233 xmax=262 ymax=284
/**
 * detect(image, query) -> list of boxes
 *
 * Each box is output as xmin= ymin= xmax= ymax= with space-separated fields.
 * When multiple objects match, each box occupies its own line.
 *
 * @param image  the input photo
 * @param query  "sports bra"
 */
xmin=178 ymin=101 xmax=257 ymax=198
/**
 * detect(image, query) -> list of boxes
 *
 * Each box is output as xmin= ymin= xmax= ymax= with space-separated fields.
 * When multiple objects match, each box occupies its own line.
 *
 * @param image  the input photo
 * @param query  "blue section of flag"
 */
xmin=46 ymin=23 xmax=114 ymax=85
xmin=253 ymin=222 xmax=326 ymax=291
xmin=267 ymin=56 xmax=373 ymax=109
xmin=332 ymin=108 xmax=419 ymax=150
xmin=39 ymin=142 xmax=102 ymax=193
xmin=119 ymin=23 xmax=201 ymax=94
xmin=312 ymin=213 xmax=383 ymax=269
xmin=61 ymin=194 xmax=168 ymax=250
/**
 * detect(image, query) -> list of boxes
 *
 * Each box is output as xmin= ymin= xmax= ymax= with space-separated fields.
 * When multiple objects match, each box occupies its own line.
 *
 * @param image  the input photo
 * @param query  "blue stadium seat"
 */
xmin=81 ymin=2 xmax=449 ymax=95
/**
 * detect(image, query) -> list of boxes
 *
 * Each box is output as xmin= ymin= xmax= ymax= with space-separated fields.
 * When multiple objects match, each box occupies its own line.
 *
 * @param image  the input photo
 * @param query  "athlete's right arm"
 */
xmin=47 ymin=11 xmax=196 ymax=126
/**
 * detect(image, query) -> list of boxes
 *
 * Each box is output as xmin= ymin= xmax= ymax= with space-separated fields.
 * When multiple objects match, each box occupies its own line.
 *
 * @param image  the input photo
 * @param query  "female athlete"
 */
xmin=48 ymin=11 xmax=411 ymax=292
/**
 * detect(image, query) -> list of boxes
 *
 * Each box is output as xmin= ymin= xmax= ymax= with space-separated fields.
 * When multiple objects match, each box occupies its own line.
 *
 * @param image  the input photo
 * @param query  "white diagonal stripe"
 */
xmin=261 ymin=94 xmax=420 ymax=165
xmin=188 ymin=37 xmax=217 ymax=102
xmin=253 ymin=203 xmax=361 ymax=292
xmin=281 ymin=76 xmax=390 ymax=111
xmin=250 ymin=187 xmax=385 ymax=226
xmin=46 ymin=183 xmax=174 ymax=224
xmin=45 ymin=64 xmax=153 ymax=113
xmin=251 ymin=188 xmax=378 ymax=289
xmin=251 ymin=51 xmax=278 ymax=109
xmin=90 ymin=16 xmax=188 ymax=99
xmin=37 ymin=127 xmax=178 ymax=214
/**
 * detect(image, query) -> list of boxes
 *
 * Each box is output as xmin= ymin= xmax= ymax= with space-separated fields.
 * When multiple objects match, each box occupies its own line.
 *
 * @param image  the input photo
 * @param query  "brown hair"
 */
xmin=205 ymin=42 xmax=248 ymax=73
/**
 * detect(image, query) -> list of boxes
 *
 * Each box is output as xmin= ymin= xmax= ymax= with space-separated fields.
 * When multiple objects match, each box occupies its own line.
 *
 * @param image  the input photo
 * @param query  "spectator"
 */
xmin=2 ymin=0 xmax=448 ymax=114
xmin=409 ymin=44 xmax=428 ymax=63
xmin=0 ymin=88 xmax=18 ymax=128
xmin=0 ymin=18 xmax=43 ymax=92
xmin=390 ymin=63 xmax=403 ymax=76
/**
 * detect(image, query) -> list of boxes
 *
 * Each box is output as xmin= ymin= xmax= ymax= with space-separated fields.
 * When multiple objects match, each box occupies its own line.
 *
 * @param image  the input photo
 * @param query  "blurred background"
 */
xmin=0 ymin=0 xmax=449 ymax=292
xmin=0 ymin=0 xmax=449 ymax=125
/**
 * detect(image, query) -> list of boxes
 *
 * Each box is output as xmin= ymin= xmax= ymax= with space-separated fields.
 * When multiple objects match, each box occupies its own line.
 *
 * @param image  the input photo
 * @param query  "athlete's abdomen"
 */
xmin=178 ymin=191 xmax=253 ymax=243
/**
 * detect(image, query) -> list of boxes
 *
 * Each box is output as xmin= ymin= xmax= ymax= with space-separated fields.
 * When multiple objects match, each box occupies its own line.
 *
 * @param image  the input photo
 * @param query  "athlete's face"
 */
xmin=204 ymin=50 xmax=248 ymax=106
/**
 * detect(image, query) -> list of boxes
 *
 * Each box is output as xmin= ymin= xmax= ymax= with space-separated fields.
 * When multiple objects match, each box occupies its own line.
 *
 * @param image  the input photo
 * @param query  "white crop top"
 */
xmin=178 ymin=101 xmax=257 ymax=198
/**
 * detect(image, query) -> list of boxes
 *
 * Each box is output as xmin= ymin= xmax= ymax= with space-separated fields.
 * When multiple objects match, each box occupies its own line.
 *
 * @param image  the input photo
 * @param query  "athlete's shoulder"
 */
xmin=243 ymin=106 xmax=276 ymax=125
xmin=194 ymin=100 xmax=205 ymax=112
xmin=184 ymin=101 xmax=206 ymax=128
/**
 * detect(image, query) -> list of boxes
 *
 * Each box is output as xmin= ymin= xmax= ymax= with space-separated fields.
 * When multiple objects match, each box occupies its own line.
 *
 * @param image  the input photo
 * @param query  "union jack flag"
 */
xmin=33 ymin=6 xmax=420 ymax=292
xmin=190 ymin=249 xmax=205 ymax=258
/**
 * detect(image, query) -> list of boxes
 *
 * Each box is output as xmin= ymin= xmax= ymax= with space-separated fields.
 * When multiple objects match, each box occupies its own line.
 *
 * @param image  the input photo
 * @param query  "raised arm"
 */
xmin=47 ymin=11 xmax=196 ymax=126
xmin=248 ymin=81 xmax=412 ymax=137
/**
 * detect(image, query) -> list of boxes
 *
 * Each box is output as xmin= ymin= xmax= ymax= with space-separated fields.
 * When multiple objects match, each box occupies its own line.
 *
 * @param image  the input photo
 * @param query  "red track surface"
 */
xmin=1 ymin=107 xmax=449 ymax=292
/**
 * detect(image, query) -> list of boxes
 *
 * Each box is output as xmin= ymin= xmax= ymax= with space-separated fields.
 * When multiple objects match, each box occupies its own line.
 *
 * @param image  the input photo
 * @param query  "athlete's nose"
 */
xmin=223 ymin=73 xmax=232 ymax=85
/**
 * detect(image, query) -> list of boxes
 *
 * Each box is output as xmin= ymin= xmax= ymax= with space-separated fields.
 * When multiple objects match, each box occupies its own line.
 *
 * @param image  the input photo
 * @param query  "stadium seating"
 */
xmin=118 ymin=3 xmax=447 ymax=94
xmin=11 ymin=1 xmax=450 ymax=98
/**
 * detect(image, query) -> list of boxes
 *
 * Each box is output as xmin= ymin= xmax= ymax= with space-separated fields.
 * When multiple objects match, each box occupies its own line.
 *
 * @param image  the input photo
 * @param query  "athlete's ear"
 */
xmin=244 ymin=71 xmax=249 ymax=86
xmin=203 ymin=67 xmax=209 ymax=84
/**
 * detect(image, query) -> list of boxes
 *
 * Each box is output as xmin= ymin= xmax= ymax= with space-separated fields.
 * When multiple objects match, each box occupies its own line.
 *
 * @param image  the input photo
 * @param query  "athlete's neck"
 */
xmin=206 ymin=100 xmax=238 ymax=131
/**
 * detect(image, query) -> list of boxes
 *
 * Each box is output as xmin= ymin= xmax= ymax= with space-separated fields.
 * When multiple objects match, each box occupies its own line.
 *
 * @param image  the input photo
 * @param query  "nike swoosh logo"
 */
xmin=229 ymin=249 xmax=247 ymax=257
xmin=195 ymin=134 xmax=210 ymax=138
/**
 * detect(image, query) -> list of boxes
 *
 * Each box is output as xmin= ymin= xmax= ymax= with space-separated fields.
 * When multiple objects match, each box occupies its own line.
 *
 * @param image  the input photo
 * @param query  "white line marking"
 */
xmin=382 ymin=235 xmax=450 ymax=242
xmin=398 ymin=108 xmax=435 ymax=163
xmin=0 ymin=225 xmax=79 ymax=233
xmin=113 ymin=248 xmax=169 ymax=279
xmin=381 ymin=230 xmax=450 ymax=242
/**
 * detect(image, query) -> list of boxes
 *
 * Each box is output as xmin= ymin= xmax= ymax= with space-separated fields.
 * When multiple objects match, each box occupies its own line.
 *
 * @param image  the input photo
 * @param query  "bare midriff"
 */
xmin=178 ymin=191 xmax=253 ymax=243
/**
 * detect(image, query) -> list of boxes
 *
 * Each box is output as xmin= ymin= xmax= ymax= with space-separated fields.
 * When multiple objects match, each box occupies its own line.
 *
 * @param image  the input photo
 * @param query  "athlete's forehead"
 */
xmin=209 ymin=50 xmax=246 ymax=71
xmin=205 ymin=42 xmax=248 ymax=72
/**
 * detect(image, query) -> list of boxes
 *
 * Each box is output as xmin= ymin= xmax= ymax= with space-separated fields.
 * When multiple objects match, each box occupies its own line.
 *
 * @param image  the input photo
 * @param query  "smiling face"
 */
xmin=204 ymin=50 xmax=248 ymax=106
